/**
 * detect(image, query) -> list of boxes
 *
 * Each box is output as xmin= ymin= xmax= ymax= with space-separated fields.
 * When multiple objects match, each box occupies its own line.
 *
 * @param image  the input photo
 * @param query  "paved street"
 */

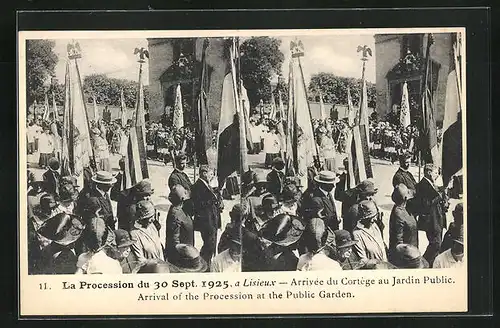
xmin=27 ymin=149 xmax=460 ymax=255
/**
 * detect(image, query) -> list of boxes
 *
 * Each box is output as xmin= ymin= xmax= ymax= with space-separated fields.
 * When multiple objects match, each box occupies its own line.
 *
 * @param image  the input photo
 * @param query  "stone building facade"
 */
xmin=147 ymin=38 xmax=228 ymax=128
xmin=374 ymin=33 xmax=454 ymax=125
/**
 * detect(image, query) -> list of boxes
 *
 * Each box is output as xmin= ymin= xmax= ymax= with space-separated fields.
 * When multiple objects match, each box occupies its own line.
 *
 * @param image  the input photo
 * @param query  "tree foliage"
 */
xmin=308 ymin=72 xmax=376 ymax=108
xmin=26 ymin=40 xmax=58 ymax=106
xmin=240 ymin=37 xmax=285 ymax=108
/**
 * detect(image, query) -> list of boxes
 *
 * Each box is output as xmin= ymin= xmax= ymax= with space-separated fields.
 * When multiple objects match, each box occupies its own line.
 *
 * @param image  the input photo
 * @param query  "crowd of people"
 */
xmin=239 ymin=153 xmax=463 ymax=271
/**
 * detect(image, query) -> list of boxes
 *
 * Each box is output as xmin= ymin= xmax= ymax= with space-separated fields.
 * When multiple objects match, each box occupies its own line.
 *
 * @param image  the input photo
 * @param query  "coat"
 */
xmin=388 ymin=204 xmax=419 ymax=254
xmin=352 ymin=223 xmax=388 ymax=265
xmin=168 ymin=169 xmax=193 ymax=194
xmin=191 ymin=179 xmax=222 ymax=232
xmin=165 ymin=204 xmax=194 ymax=259
xmin=43 ymin=169 xmax=60 ymax=197
xmin=77 ymin=187 xmax=115 ymax=228
xmin=392 ymin=168 xmax=417 ymax=194
xmin=414 ymin=178 xmax=447 ymax=233
xmin=130 ymin=223 xmax=164 ymax=262
xmin=334 ymin=172 xmax=358 ymax=220
xmin=266 ymin=169 xmax=285 ymax=197
xmin=301 ymin=187 xmax=339 ymax=231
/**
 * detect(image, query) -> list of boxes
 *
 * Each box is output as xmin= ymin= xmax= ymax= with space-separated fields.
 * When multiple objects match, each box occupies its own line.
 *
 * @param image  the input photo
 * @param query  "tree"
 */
xmin=240 ymin=37 xmax=285 ymax=108
xmin=26 ymin=40 xmax=58 ymax=107
xmin=308 ymin=72 xmax=376 ymax=108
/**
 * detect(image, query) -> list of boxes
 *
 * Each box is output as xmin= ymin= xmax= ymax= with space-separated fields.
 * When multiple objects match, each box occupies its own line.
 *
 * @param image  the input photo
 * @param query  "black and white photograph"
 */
xmin=18 ymin=27 xmax=467 ymax=315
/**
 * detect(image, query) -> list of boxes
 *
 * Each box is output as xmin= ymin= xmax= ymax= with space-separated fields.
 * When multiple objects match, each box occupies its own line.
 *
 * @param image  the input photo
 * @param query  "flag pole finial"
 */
xmin=134 ymin=47 xmax=149 ymax=64
xmin=67 ymin=41 xmax=82 ymax=60
xmin=357 ymin=45 xmax=372 ymax=62
xmin=290 ymin=39 xmax=305 ymax=58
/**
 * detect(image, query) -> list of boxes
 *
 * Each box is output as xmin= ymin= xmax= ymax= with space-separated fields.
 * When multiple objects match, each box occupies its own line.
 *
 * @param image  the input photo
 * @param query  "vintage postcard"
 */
xmin=18 ymin=27 xmax=466 ymax=316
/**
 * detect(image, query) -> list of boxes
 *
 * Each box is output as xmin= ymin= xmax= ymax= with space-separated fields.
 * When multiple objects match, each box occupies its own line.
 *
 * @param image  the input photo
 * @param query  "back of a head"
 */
xmin=391 ymin=184 xmax=409 ymax=205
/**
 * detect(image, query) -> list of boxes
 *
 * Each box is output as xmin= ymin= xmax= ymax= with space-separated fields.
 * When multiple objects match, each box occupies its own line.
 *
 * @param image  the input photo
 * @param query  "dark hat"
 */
xmin=114 ymin=229 xmax=136 ymax=248
xmin=91 ymin=171 xmax=117 ymax=185
xmin=84 ymin=217 xmax=115 ymax=252
xmin=37 ymin=213 xmax=85 ymax=246
xmin=40 ymin=194 xmax=57 ymax=210
xmin=58 ymin=184 xmax=78 ymax=202
xmin=253 ymin=172 xmax=267 ymax=184
xmin=391 ymin=184 xmax=412 ymax=203
xmin=272 ymin=157 xmax=285 ymax=169
xmin=242 ymin=169 xmax=257 ymax=186
xmin=358 ymin=200 xmax=379 ymax=220
xmin=48 ymin=157 xmax=60 ymax=171
xmin=135 ymin=200 xmax=155 ymax=221
xmin=168 ymin=184 xmax=188 ymax=204
xmin=393 ymin=244 xmax=429 ymax=269
xmin=134 ymin=180 xmax=154 ymax=196
xmin=134 ymin=259 xmax=172 ymax=274
xmin=175 ymin=153 xmax=187 ymax=162
xmin=167 ymin=244 xmax=208 ymax=273
xmin=281 ymin=184 xmax=301 ymax=202
xmin=229 ymin=203 xmax=244 ymax=221
xmin=334 ymin=230 xmax=358 ymax=249
xmin=314 ymin=170 xmax=339 ymax=184
xmin=399 ymin=152 xmax=412 ymax=161
xmin=356 ymin=180 xmax=378 ymax=195
xmin=199 ymin=164 xmax=211 ymax=173
xmin=451 ymin=224 xmax=464 ymax=245
xmin=60 ymin=175 xmax=79 ymax=188
xmin=262 ymin=194 xmax=280 ymax=210
xmin=259 ymin=213 xmax=305 ymax=247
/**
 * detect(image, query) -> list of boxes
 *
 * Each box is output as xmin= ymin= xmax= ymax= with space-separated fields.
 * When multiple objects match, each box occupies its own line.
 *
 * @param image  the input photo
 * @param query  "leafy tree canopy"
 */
xmin=26 ymin=40 xmax=58 ymax=106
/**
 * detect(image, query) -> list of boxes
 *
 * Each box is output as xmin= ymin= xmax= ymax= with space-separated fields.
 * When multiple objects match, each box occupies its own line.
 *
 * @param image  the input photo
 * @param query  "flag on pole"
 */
xmin=92 ymin=93 xmax=99 ymax=122
xmin=124 ymin=50 xmax=149 ymax=188
xmin=216 ymin=38 xmax=243 ymax=187
xmin=240 ymin=79 xmax=254 ymax=149
xmin=419 ymin=34 xmax=439 ymax=165
xmin=42 ymin=93 xmax=50 ymax=121
xmin=269 ymin=94 xmax=277 ymax=120
xmin=52 ymin=92 xmax=58 ymax=122
xmin=120 ymin=88 xmax=127 ymax=127
xmin=173 ymin=84 xmax=184 ymax=129
xmin=196 ymin=39 xmax=213 ymax=166
xmin=319 ymin=92 xmax=327 ymax=120
xmin=286 ymin=40 xmax=318 ymax=188
xmin=441 ymin=33 xmax=463 ymax=188
xmin=347 ymin=86 xmax=356 ymax=126
xmin=61 ymin=43 xmax=95 ymax=182
xmin=400 ymin=81 xmax=411 ymax=128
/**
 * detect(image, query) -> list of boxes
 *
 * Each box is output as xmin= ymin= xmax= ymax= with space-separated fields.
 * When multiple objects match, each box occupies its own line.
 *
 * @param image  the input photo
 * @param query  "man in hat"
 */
xmin=388 ymin=184 xmax=418 ymax=262
xmin=165 ymin=185 xmax=194 ymax=260
xmin=441 ymin=203 xmax=463 ymax=253
xmin=392 ymin=153 xmax=417 ymax=195
xmin=243 ymin=172 xmax=270 ymax=227
xmin=168 ymin=153 xmax=192 ymax=195
xmin=77 ymin=171 xmax=118 ymax=229
xmin=110 ymin=229 xmax=136 ymax=273
xmin=332 ymin=230 xmax=361 ymax=270
xmin=300 ymin=170 xmax=340 ymax=232
xmin=42 ymin=157 xmax=60 ymax=197
xmin=27 ymin=174 xmax=47 ymax=222
xmin=241 ymin=169 xmax=257 ymax=198
xmin=266 ymin=157 xmax=285 ymax=198
xmin=167 ymin=244 xmax=208 ymax=273
xmin=414 ymin=163 xmax=448 ymax=266
xmin=218 ymin=203 xmax=244 ymax=254
xmin=246 ymin=194 xmax=281 ymax=233
xmin=191 ymin=164 xmax=223 ymax=265
xmin=433 ymin=225 xmax=464 ymax=268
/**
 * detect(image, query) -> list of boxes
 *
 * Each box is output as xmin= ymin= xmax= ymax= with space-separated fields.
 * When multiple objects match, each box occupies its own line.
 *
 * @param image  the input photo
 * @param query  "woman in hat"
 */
xmin=243 ymin=172 xmax=269 ymax=228
xmin=297 ymin=218 xmax=342 ymax=271
xmin=332 ymin=230 xmax=362 ymax=270
xmin=167 ymin=244 xmax=208 ymax=273
xmin=92 ymin=128 xmax=111 ymax=172
xmin=211 ymin=228 xmax=241 ymax=273
xmin=76 ymin=217 xmax=122 ymax=274
xmin=343 ymin=179 xmax=380 ymax=235
xmin=134 ymin=259 xmax=172 ymax=274
xmin=108 ymin=229 xmax=137 ymax=273
xmin=352 ymin=200 xmax=388 ymax=269
xmin=27 ymin=174 xmax=47 ymax=221
xmin=218 ymin=203 xmax=244 ymax=254
xmin=165 ymin=185 xmax=194 ymax=261
xmin=388 ymin=184 xmax=418 ymax=263
xmin=129 ymin=200 xmax=164 ymax=263
xmin=433 ymin=225 xmax=464 ymax=269
xmin=114 ymin=179 xmax=155 ymax=231
xmin=37 ymin=212 xmax=85 ymax=274
xmin=246 ymin=194 xmax=281 ymax=233
xmin=391 ymin=244 xmax=429 ymax=269
xmin=280 ymin=184 xmax=302 ymax=216
xmin=37 ymin=125 xmax=54 ymax=169
xmin=56 ymin=184 xmax=78 ymax=214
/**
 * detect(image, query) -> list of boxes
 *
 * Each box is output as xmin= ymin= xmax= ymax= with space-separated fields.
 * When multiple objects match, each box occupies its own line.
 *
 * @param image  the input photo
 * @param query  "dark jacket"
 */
xmin=191 ymin=179 xmax=222 ymax=232
xmin=112 ymin=188 xmax=136 ymax=231
xmin=217 ymin=222 xmax=240 ymax=254
xmin=440 ymin=222 xmax=462 ymax=253
xmin=301 ymin=187 xmax=339 ymax=231
xmin=334 ymin=172 xmax=358 ymax=220
xmin=388 ymin=204 xmax=419 ymax=253
xmin=165 ymin=204 xmax=194 ymax=260
xmin=392 ymin=168 xmax=417 ymax=193
xmin=168 ymin=169 xmax=193 ymax=194
xmin=43 ymin=169 xmax=60 ymax=197
xmin=266 ymin=169 xmax=285 ymax=197
xmin=414 ymin=178 xmax=447 ymax=233
xmin=77 ymin=187 xmax=115 ymax=229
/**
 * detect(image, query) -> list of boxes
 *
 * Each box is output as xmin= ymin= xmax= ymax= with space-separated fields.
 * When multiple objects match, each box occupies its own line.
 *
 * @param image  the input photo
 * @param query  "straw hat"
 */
xmin=313 ymin=171 xmax=339 ymax=184
xmin=91 ymin=171 xmax=117 ymax=185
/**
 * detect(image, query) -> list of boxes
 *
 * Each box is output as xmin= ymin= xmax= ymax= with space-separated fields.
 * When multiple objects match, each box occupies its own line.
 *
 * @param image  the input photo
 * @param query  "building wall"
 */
xmin=374 ymin=33 xmax=452 ymax=124
xmin=147 ymin=38 xmax=227 ymax=129
xmin=374 ymin=35 xmax=402 ymax=117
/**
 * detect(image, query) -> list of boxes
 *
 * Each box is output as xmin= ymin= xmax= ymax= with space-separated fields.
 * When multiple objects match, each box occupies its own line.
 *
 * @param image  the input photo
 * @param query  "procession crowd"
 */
xmin=26 ymin=111 xmax=463 ymax=275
